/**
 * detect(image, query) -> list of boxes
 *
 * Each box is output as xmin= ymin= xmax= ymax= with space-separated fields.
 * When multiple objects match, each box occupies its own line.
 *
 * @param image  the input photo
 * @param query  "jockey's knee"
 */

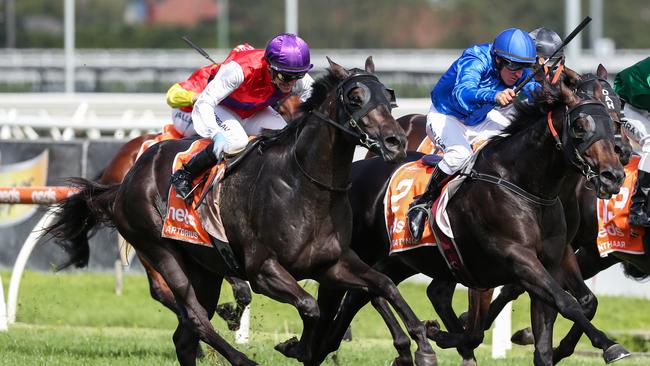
xmin=441 ymin=145 xmax=472 ymax=173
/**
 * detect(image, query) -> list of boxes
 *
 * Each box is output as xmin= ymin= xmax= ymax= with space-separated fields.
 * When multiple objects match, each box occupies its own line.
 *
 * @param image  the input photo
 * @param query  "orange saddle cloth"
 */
xmin=597 ymin=155 xmax=646 ymax=257
xmin=162 ymin=139 xmax=225 ymax=246
xmin=136 ymin=124 xmax=184 ymax=160
xmin=384 ymin=159 xmax=440 ymax=254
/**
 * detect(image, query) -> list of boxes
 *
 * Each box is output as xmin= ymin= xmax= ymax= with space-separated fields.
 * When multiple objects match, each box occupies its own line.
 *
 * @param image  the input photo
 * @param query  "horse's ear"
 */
xmin=327 ymin=56 xmax=351 ymax=80
xmin=365 ymin=56 xmax=375 ymax=73
xmin=560 ymin=81 xmax=581 ymax=108
xmin=563 ymin=66 xmax=581 ymax=89
xmin=597 ymin=64 xmax=608 ymax=79
xmin=593 ymin=76 xmax=604 ymax=100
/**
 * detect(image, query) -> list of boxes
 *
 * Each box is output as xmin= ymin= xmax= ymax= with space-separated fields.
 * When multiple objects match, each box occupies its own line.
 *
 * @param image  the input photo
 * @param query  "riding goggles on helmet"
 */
xmin=500 ymin=58 xmax=533 ymax=71
xmin=273 ymin=69 xmax=306 ymax=82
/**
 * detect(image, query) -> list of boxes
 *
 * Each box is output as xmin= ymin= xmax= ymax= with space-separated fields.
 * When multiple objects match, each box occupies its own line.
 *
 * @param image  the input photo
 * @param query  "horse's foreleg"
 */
xmin=322 ymin=252 xmax=437 ymax=366
xmin=370 ymin=296 xmax=415 ymax=366
xmin=483 ymin=283 xmax=524 ymax=330
xmin=248 ymin=258 xmax=319 ymax=364
xmin=509 ymin=249 xmax=630 ymax=364
xmin=140 ymin=244 xmax=255 ymax=366
xmin=530 ymin=295 xmax=558 ymax=366
xmin=216 ymin=276 xmax=251 ymax=331
xmin=309 ymin=287 xmax=348 ymax=366
xmin=552 ymin=246 xmax=599 ymax=364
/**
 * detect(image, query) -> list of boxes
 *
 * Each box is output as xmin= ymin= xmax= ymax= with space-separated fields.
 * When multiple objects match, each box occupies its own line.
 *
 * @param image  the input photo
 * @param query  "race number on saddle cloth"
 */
xmin=135 ymin=124 xmax=184 ymax=160
xmin=162 ymin=139 xmax=227 ymax=246
xmin=597 ymin=155 xmax=646 ymax=257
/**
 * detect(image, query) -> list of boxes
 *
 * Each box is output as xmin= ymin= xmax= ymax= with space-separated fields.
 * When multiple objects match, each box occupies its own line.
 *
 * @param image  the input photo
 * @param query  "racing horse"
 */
xmin=46 ymin=57 xmax=440 ymax=366
xmin=309 ymin=71 xmax=630 ymax=366
xmin=57 ymin=95 xmax=307 ymax=333
xmin=357 ymin=65 xmax=635 ymax=364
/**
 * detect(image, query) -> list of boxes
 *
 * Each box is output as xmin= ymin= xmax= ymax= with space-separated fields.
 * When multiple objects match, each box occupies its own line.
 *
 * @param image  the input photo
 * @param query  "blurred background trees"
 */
xmin=2 ymin=0 xmax=649 ymax=49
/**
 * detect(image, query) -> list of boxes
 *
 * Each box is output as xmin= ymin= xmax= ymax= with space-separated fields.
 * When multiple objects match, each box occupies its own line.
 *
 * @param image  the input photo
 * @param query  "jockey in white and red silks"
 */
xmin=170 ymin=33 xmax=314 ymax=199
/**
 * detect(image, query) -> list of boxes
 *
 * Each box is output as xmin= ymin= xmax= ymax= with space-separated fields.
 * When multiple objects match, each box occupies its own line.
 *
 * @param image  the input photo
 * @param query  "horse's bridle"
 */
xmin=466 ymin=99 xmax=615 ymax=206
xmin=311 ymin=72 xmax=397 ymax=153
xmin=548 ymin=99 xmax=615 ymax=182
xmin=293 ymin=72 xmax=397 ymax=192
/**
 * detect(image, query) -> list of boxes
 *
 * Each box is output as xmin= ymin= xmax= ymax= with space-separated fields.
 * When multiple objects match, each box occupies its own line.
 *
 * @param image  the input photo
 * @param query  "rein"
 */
xmin=461 ymin=170 xmax=559 ymax=206
xmin=292 ymin=72 xmax=394 ymax=192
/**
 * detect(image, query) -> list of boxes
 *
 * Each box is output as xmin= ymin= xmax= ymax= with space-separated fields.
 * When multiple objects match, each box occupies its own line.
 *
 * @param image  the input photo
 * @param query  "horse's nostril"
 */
xmin=384 ymin=135 xmax=401 ymax=148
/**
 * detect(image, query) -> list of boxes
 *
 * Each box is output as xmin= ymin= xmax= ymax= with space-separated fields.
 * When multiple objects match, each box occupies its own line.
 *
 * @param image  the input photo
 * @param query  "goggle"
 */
xmin=500 ymin=58 xmax=533 ymax=71
xmin=273 ymin=70 xmax=306 ymax=82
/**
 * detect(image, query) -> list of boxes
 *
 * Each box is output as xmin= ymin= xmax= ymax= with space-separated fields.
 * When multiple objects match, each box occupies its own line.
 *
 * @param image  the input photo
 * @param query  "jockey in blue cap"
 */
xmin=408 ymin=28 xmax=539 ymax=241
xmin=171 ymin=33 xmax=314 ymax=199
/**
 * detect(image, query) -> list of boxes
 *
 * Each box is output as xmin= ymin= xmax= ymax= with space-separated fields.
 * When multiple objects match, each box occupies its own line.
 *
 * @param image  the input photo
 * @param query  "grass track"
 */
xmin=0 ymin=270 xmax=649 ymax=365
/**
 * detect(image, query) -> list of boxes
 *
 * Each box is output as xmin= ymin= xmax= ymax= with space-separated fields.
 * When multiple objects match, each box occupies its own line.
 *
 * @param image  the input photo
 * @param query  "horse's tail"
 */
xmin=621 ymin=261 xmax=650 ymax=282
xmin=44 ymin=177 xmax=120 ymax=271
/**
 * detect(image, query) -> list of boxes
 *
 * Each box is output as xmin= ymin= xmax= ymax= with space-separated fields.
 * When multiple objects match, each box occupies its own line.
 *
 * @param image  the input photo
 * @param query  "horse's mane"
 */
xmin=258 ymin=68 xmax=362 ymax=145
xmin=489 ymin=77 xmax=567 ymax=141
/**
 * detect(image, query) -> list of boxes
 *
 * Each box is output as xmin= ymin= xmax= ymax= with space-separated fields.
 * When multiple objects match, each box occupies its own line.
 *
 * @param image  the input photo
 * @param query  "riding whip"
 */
xmin=513 ymin=16 xmax=592 ymax=94
xmin=181 ymin=36 xmax=218 ymax=65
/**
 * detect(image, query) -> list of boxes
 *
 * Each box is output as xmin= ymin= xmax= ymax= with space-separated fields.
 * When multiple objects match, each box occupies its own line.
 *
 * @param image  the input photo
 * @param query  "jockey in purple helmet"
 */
xmin=407 ymin=28 xmax=538 ymax=241
xmin=171 ymin=33 xmax=314 ymax=199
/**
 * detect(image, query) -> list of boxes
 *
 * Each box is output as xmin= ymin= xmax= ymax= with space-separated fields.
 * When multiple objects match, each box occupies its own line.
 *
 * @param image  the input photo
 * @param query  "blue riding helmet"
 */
xmin=492 ymin=28 xmax=537 ymax=64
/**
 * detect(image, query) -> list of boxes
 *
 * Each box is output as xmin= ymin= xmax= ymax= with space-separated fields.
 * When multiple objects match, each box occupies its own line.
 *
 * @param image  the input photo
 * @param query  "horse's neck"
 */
xmin=294 ymin=115 xmax=357 ymax=189
xmin=485 ymin=109 xmax=573 ymax=199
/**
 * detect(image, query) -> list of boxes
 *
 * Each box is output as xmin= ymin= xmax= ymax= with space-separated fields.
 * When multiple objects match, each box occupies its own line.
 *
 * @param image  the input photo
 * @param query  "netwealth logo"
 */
xmin=168 ymin=206 xmax=197 ymax=227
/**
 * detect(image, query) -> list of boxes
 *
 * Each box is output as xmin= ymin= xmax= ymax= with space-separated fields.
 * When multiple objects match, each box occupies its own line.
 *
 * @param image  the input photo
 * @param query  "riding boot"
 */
xmin=407 ymin=166 xmax=451 ymax=241
xmin=170 ymin=142 xmax=218 ymax=199
xmin=629 ymin=170 xmax=650 ymax=227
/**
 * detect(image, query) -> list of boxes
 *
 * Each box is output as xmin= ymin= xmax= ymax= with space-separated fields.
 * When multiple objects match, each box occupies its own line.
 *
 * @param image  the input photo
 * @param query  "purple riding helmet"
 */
xmin=264 ymin=33 xmax=313 ymax=73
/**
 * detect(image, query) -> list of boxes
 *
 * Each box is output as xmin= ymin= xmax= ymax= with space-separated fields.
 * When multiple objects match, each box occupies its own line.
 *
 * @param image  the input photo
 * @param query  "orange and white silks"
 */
xmin=384 ymin=159 xmax=438 ymax=253
xmin=162 ymin=139 xmax=225 ymax=246
xmin=596 ymin=155 xmax=645 ymax=257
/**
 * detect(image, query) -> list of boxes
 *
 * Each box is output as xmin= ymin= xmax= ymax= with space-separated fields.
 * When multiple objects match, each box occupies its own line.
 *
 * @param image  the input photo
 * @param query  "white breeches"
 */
xmin=621 ymin=103 xmax=650 ymax=172
xmin=425 ymin=105 xmax=511 ymax=174
xmin=192 ymin=105 xmax=286 ymax=155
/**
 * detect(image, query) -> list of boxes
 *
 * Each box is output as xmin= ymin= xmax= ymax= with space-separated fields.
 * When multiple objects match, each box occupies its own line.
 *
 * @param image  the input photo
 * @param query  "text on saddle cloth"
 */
xmin=162 ymin=139 xmax=228 ymax=246
xmin=597 ymin=155 xmax=646 ymax=257
xmin=384 ymin=158 xmax=465 ymax=254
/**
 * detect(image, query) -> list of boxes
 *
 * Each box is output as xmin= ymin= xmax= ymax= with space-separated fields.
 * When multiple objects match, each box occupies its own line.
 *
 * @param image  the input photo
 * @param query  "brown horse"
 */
xmin=46 ymin=58 xmax=441 ymax=366
xmin=310 ymin=71 xmax=629 ymax=366
xmin=77 ymin=94 xmax=307 ymax=331
xmin=382 ymin=65 xmax=636 ymax=365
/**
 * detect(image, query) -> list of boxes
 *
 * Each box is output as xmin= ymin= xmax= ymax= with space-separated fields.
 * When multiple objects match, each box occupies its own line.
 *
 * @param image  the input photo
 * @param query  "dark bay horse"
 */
xmin=358 ymin=65 xmax=635 ymax=364
xmin=46 ymin=58 xmax=441 ymax=366
xmin=311 ymin=73 xmax=629 ymax=366
xmin=62 ymin=94 xmax=307 ymax=332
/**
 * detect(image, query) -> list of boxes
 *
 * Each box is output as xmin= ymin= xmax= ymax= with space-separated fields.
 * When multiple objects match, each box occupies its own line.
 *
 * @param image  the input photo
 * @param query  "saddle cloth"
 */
xmin=136 ymin=124 xmax=183 ymax=160
xmin=384 ymin=157 xmax=464 ymax=255
xmin=162 ymin=139 xmax=228 ymax=246
xmin=597 ymin=155 xmax=646 ymax=257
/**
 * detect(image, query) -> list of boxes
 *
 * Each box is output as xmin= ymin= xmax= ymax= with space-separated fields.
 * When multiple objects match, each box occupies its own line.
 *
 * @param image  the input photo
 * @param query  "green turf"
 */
xmin=0 ymin=270 xmax=649 ymax=365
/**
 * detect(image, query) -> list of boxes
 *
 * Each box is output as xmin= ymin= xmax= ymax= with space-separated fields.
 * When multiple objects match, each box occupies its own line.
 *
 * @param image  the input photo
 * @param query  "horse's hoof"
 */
xmin=424 ymin=319 xmax=441 ymax=340
xmin=216 ymin=302 xmax=241 ymax=331
xmin=390 ymin=356 xmax=414 ymax=366
xmin=342 ymin=326 xmax=353 ymax=342
xmin=461 ymin=358 xmax=477 ymax=366
xmin=603 ymin=344 xmax=631 ymax=364
xmin=414 ymin=350 xmax=438 ymax=366
xmin=510 ymin=327 xmax=534 ymax=345
xmin=274 ymin=336 xmax=301 ymax=359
